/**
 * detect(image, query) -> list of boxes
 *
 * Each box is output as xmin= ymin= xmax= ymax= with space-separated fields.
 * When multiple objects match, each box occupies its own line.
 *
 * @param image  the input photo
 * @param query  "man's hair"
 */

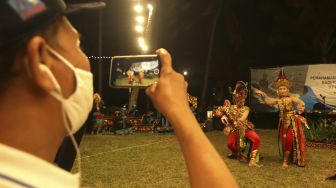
xmin=0 ymin=17 xmax=63 ymax=86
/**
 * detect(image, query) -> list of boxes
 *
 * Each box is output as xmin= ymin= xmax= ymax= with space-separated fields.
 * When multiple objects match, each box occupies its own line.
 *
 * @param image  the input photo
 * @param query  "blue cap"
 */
xmin=0 ymin=0 xmax=105 ymax=49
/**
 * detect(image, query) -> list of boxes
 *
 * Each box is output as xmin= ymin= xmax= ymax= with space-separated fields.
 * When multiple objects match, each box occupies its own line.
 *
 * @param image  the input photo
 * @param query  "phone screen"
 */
xmin=109 ymin=55 xmax=160 ymax=88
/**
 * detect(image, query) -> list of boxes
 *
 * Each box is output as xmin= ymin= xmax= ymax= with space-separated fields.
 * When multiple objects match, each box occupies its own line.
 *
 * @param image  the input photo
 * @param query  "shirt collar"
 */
xmin=0 ymin=143 xmax=79 ymax=188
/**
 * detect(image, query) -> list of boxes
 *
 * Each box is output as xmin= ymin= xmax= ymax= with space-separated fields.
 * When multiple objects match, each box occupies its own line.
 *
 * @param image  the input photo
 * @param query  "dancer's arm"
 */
xmin=291 ymin=96 xmax=305 ymax=114
xmin=238 ymin=107 xmax=249 ymax=121
xmin=255 ymin=89 xmax=277 ymax=106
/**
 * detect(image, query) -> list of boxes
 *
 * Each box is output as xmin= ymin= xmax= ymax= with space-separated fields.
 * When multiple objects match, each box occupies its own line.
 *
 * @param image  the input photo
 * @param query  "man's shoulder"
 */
xmin=0 ymin=143 xmax=80 ymax=187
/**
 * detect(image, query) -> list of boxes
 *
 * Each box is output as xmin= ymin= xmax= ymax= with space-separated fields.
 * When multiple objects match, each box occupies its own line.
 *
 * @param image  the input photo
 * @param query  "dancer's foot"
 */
xmin=227 ymin=153 xmax=237 ymax=159
xmin=249 ymin=159 xmax=262 ymax=168
xmin=298 ymin=161 xmax=306 ymax=167
xmin=249 ymin=150 xmax=262 ymax=167
xmin=282 ymin=151 xmax=290 ymax=168
xmin=282 ymin=160 xmax=289 ymax=168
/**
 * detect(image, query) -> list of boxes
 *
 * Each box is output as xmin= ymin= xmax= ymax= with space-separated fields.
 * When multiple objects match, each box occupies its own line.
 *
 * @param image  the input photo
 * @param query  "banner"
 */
xmin=250 ymin=64 xmax=336 ymax=112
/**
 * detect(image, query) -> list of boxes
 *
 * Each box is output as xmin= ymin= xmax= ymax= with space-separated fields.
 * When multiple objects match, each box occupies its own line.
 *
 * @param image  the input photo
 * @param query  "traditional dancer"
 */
xmin=137 ymin=65 xmax=144 ymax=84
xmin=218 ymin=81 xmax=262 ymax=167
xmin=127 ymin=67 xmax=135 ymax=84
xmin=92 ymin=93 xmax=105 ymax=134
xmin=255 ymin=69 xmax=307 ymax=167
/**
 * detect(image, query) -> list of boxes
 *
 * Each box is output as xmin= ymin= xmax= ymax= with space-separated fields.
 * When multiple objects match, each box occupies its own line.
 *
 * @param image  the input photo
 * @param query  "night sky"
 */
xmin=66 ymin=0 xmax=336 ymax=110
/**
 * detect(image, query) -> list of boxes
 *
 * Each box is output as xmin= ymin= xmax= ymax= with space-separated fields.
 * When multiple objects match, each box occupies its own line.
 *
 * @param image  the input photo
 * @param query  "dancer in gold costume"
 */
xmin=255 ymin=69 xmax=307 ymax=167
xmin=217 ymin=81 xmax=262 ymax=167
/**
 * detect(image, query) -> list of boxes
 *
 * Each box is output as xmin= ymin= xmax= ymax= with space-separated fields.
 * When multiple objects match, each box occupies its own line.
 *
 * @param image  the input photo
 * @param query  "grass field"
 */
xmin=75 ymin=129 xmax=336 ymax=188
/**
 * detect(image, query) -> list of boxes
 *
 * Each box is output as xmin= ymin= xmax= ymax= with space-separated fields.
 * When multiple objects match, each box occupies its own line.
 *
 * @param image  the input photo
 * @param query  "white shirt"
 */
xmin=0 ymin=143 xmax=79 ymax=188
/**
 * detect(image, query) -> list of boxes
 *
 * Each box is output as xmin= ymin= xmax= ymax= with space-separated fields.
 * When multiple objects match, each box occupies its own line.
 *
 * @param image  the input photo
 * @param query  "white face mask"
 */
xmin=39 ymin=47 xmax=94 ymax=134
xmin=24 ymin=47 xmax=92 ymax=183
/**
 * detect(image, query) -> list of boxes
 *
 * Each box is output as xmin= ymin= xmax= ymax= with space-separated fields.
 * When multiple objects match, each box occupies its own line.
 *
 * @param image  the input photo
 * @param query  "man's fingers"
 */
xmin=156 ymin=48 xmax=173 ymax=74
xmin=146 ymin=82 xmax=157 ymax=97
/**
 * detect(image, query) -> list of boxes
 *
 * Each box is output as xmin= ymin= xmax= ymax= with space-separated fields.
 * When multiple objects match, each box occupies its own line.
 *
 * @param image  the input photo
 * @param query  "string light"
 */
xmin=135 ymin=25 xmax=144 ymax=32
xmin=88 ymin=56 xmax=112 ymax=59
xmin=132 ymin=1 xmax=154 ymax=53
xmin=142 ymin=45 xmax=148 ymax=52
xmin=135 ymin=16 xmax=144 ymax=23
xmin=134 ymin=4 xmax=143 ymax=13
xmin=138 ymin=37 xmax=145 ymax=45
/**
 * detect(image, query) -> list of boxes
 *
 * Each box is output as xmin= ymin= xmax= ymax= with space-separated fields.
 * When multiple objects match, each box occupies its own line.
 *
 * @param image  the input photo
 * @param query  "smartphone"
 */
xmin=109 ymin=55 xmax=160 ymax=88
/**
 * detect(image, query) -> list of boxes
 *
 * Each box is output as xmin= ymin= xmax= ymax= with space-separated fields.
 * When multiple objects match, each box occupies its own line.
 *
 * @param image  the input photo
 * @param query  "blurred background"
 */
xmin=66 ymin=0 xmax=336 ymax=111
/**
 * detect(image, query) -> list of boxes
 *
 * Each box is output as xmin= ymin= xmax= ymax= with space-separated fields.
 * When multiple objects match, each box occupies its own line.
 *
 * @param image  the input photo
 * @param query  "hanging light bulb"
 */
xmin=135 ymin=25 xmax=144 ymax=32
xmin=135 ymin=16 xmax=145 ymax=23
xmin=134 ymin=4 xmax=143 ymax=13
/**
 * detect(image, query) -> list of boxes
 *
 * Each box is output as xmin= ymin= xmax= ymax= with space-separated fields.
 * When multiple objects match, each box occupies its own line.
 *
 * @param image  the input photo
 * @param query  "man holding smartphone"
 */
xmin=0 ymin=0 xmax=238 ymax=187
xmin=146 ymin=49 xmax=238 ymax=187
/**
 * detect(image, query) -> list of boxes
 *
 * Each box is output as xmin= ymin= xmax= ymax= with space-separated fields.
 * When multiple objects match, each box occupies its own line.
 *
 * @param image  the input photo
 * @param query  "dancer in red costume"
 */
xmin=218 ymin=81 xmax=262 ymax=167
xmin=255 ymin=69 xmax=307 ymax=167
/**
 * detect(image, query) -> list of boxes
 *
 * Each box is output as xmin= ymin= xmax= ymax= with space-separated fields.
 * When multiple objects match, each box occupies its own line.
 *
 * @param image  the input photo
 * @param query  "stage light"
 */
xmin=147 ymin=4 xmax=153 ymax=11
xmin=135 ymin=16 xmax=144 ymax=23
xmin=134 ymin=4 xmax=143 ymax=13
xmin=183 ymin=71 xmax=188 ymax=76
xmin=135 ymin=25 xmax=144 ymax=32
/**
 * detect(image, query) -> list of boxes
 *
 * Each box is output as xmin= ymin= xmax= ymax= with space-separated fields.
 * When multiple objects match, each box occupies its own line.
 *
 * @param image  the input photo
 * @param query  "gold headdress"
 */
xmin=275 ymin=68 xmax=292 ymax=89
xmin=93 ymin=93 xmax=101 ymax=101
xmin=232 ymin=81 xmax=248 ymax=105
xmin=187 ymin=93 xmax=198 ymax=111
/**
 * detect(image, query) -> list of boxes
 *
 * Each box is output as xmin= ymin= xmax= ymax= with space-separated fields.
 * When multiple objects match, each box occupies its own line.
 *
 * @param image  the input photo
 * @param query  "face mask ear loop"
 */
xmin=61 ymin=109 xmax=82 ymax=185
xmin=47 ymin=46 xmax=76 ymax=70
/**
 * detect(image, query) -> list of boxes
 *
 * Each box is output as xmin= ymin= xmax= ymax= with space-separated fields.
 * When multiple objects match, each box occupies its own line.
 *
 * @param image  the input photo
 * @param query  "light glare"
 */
xmin=138 ymin=37 xmax=145 ymax=46
xmin=142 ymin=45 xmax=149 ymax=51
xmin=135 ymin=25 xmax=144 ymax=32
xmin=147 ymin=4 xmax=153 ymax=11
xmin=135 ymin=16 xmax=145 ymax=23
xmin=134 ymin=4 xmax=143 ymax=13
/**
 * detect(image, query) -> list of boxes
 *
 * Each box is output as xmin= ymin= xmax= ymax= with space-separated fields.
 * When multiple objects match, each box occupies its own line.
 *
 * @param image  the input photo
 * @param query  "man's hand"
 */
xmin=145 ymin=50 xmax=238 ymax=188
xmin=146 ymin=49 xmax=189 ymax=119
xmin=223 ymin=126 xmax=231 ymax=135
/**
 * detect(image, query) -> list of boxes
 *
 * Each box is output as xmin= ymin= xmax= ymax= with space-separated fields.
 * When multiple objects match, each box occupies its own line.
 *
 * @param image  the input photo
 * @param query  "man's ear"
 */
xmin=25 ymin=36 xmax=55 ymax=93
